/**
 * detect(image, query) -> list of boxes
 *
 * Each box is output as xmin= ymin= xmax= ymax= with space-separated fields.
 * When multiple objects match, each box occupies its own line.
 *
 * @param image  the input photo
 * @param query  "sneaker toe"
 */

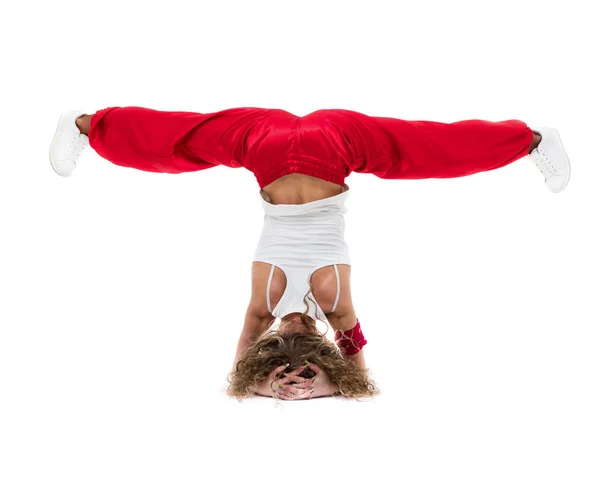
xmin=53 ymin=159 xmax=75 ymax=177
xmin=546 ymin=174 xmax=568 ymax=193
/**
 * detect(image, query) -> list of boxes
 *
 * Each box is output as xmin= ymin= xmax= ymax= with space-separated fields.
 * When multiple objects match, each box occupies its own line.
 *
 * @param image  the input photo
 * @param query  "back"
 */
xmin=252 ymin=184 xmax=352 ymax=321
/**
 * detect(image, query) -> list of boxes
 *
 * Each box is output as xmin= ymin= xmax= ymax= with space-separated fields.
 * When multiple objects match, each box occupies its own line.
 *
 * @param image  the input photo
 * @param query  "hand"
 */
xmin=302 ymin=362 xmax=339 ymax=398
xmin=252 ymin=364 xmax=315 ymax=400
xmin=268 ymin=362 xmax=339 ymax=400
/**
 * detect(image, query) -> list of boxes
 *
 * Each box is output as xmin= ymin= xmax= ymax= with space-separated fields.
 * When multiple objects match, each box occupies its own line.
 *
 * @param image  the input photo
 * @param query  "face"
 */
xmin=277 ymin=313 xmax=317 ymax=334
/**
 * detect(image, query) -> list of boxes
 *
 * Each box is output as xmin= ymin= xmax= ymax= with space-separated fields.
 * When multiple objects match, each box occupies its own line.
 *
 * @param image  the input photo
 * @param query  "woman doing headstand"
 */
xmin=49 ymin=106 xmax=571 ymax=400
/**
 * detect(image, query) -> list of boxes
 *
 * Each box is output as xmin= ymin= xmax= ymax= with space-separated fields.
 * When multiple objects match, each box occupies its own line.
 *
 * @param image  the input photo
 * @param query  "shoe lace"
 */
xmin=532 ymin=148 xmax=557 ymax=179
xmin=64 ymin=133 xmax=88 ymax=159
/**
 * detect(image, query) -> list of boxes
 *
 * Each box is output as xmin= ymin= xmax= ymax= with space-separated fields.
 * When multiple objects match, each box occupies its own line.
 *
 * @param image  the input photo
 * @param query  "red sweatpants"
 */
xmin=88 ymin=106 xmax=533 ymax=189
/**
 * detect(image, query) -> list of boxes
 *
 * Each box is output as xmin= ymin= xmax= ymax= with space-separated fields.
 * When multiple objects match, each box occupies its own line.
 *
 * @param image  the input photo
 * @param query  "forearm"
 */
xmin=344 ymin=349 xmax=367 ymax=370
xmin=232 ymin=335 xmax=252 ymax=369
xmin=232 ymin=308 xmax=273 ymax=369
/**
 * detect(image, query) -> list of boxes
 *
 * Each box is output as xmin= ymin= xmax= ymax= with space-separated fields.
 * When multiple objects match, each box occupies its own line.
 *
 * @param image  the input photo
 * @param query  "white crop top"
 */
xmin=252 ymin=184 xmax=351 ymax=321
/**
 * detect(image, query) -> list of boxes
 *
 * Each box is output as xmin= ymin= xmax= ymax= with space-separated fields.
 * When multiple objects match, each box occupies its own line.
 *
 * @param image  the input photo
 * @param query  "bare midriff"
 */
xmin=261 ymin=173 xmax=345 ymax=205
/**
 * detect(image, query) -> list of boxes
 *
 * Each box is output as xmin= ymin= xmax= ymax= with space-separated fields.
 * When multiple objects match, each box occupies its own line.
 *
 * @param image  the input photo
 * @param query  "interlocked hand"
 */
xmin=301 ymin=362 xmax=339 ymax=399
xmin=254 ymin=362 xmax=338 ymax=400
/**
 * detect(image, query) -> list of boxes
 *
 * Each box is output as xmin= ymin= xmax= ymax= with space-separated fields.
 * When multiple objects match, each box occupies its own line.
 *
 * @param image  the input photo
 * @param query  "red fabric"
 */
xmin=335 ymin=318 xmax=367 ymax=356
xmin=88 ymin=106 xmax=533 ymax=188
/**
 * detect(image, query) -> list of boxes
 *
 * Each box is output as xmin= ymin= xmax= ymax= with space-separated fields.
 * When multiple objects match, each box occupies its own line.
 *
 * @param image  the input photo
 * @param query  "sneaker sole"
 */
xmin=551 ymin=129 xmax=571 ymax=193
xmin=49 ymin=112 xmax=76 ymax=177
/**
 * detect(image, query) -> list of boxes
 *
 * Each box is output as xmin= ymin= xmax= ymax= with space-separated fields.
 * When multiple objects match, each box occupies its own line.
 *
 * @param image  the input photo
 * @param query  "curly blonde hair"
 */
xmin=226 ymin=286 xmax=379 ymax=400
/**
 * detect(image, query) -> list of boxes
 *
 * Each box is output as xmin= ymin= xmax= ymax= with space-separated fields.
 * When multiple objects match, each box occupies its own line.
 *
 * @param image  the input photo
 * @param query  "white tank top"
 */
xmin=252 ymin=184 xmax=351 ymax=321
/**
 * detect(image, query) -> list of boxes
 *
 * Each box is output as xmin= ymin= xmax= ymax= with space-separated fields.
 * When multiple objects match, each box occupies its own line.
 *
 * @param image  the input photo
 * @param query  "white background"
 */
xmin=1 ymin=0 xmax=598 ymax=478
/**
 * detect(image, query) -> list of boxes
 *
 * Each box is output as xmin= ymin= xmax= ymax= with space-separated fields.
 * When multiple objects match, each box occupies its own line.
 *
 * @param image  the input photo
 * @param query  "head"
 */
xmin=226 ymin=288 xmax=379 ymax=400
xmin=277 ymin=312 xmax=318 ymax=334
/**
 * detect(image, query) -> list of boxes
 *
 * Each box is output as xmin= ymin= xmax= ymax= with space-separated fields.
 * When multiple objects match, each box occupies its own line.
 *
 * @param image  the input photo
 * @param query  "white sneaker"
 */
xmin=528 ymin=127 xmax=571 ymax=193
xmin=49 ymin=111 xmax=89 ymax=177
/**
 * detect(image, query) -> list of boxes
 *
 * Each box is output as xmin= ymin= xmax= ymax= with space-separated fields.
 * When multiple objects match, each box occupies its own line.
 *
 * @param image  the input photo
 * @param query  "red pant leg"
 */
xmin=316 ymin=109 xmax=534 ymax=179
xmin=88 ymin=106 xmax=296 ymax=181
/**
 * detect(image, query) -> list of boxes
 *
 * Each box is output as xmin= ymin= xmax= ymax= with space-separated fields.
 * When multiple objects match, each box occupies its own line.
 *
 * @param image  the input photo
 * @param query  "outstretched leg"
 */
xmin=311 ymin=109 xmax=537 ymax=180
xmin=86 ymin=106 xmax=285 ymax=174
xmin=50 ymin=106 xmax=299 ymax=180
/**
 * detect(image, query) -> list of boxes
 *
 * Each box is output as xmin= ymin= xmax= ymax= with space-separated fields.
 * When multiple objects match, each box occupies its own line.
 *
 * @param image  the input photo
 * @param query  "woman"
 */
xmin=49 ymin=106 xmax=571 ymax=401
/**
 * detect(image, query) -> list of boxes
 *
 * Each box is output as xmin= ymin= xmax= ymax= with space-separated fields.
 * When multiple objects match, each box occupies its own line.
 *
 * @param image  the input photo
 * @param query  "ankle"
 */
xmin=528 ymin=131 xmax=542 ymax=154
xmin=76 ymin=114 xmax=92 ymax=136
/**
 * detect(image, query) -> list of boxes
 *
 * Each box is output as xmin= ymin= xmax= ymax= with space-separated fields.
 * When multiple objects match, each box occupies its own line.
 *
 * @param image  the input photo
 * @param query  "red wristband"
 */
xmin=335 ymin=318 xmax=367 ymax=356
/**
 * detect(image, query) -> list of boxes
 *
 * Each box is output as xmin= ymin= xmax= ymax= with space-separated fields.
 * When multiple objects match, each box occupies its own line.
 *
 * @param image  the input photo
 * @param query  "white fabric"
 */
xmin=253 ymin=184 xmax=351 ymax=321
